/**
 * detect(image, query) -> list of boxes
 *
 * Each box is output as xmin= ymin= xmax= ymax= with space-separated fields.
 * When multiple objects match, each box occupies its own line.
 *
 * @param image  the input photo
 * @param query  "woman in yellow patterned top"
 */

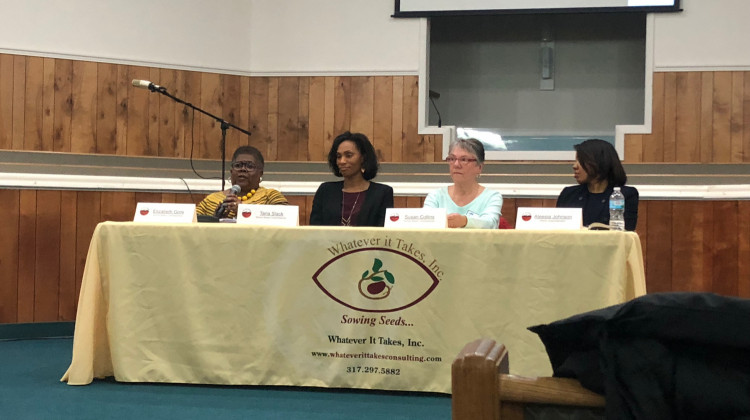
xmin=196 ymin=146 xmax=288 ymax=218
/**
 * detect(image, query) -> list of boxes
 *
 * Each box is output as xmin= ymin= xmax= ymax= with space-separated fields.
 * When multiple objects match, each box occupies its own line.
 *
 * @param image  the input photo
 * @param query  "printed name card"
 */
xmin=514 ymin=207 xmax=582 ymax=230
xmin=133 ymin=203 xmax=196 ymax=223
xmin=384 ymin=208 xmax=447 ymax=229
xmin=236 ymin=204 xmax=299 ymax=226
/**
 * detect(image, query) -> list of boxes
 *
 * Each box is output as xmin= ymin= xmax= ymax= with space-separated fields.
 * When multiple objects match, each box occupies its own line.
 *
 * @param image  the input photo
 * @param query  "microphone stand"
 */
xmin=145 ymin=83 xmax=251 ymax=191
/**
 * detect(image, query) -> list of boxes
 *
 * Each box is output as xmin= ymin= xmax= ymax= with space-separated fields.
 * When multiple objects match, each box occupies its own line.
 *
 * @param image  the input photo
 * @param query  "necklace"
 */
xmin=238 ymin=189 xmax=256 ymax=202
xmin=341 ymin=191 xmax=362 ymax=226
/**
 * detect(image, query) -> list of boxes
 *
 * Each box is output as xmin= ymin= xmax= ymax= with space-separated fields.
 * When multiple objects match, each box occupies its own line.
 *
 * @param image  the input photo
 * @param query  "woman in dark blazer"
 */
xmin=556 ymin=139 xmax=639 ymax=231
xmin=310 ymin=132 xmax=393 ymax=227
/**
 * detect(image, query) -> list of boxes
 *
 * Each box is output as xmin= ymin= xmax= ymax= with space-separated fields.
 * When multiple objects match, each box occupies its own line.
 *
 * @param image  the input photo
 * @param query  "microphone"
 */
xmin=215 ymin=184 xmax=242 ymax=218
xmin=132 ymin=79 xmax=164 ymax=92
xmin=428 ymin=90 xmax=443 ymax=128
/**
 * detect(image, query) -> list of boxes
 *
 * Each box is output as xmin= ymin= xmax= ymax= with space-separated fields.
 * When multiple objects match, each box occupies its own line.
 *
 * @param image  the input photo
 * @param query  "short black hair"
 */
xmin=574 ymin=139 xmax=627 ymax=187
xmin=327 ymin=131 xmax=380 ymax=180
xmin=232 ymin=145 xmax=264 ymax=169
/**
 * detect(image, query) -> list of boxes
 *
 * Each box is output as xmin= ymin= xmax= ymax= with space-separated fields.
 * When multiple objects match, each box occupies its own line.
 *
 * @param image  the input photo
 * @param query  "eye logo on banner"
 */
xmin=313 ymin=247 xmax=440 ymax=313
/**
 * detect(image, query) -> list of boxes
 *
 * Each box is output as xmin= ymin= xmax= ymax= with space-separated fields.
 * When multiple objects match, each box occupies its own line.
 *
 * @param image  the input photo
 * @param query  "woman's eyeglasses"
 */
xmin=445 ymin=156 xmax=477 ymax=165
xmin=231 ymin=161 xmax=259 ymax=171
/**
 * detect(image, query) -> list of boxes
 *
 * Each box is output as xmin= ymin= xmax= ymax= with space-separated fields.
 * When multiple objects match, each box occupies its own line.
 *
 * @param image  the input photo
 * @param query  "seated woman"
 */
xmin=310 ymin=132 xmax=393 ymax=227
xmin=556 ymin=139 xmax=639 ymax=231
xmin=423 ymin=138 xmax=502 ymax=229
xmin=196 ymin=145 xmax=288 ymax=218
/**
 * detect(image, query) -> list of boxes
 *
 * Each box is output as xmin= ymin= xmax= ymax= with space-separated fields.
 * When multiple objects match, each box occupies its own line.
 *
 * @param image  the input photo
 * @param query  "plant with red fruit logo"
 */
xmin=358 ymin=258 xmax=395 ymax=300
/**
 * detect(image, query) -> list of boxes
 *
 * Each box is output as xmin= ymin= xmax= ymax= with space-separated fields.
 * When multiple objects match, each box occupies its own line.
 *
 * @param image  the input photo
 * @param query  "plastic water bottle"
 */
xmin=609 ymin=187 xmax=625 ymax=231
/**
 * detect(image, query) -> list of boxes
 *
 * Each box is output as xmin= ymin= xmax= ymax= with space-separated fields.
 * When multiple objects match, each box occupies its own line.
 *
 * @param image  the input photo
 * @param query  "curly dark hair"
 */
xmin=574 ymin=139 xmax=627 ymax=187
xmin=327 ymin=132 xmax=380 ymax=180
xmin=231 ymin=145 xmax=264 ymax=168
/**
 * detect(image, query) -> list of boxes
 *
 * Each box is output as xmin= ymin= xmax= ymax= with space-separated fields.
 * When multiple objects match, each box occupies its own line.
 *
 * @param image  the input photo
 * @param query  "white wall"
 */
xmin=653 ymin=0 xmax=750 ymax=70
xmin=248 ymin=0 xmax=421 ymax=75
xmin=0 ymin=0 xmax=421 ymax=75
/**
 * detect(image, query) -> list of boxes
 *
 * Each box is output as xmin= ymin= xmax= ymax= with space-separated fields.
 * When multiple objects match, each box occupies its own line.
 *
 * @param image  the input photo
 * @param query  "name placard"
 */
xmin=515 ymin=207 xmax=582 ymax=230
xmin=384 ymin=208 xmax=447 ymax=229
xmin=133 ymin=203 xmax=196 ymax=223
xmin=236 ymin=204 xmax=299 ymax=227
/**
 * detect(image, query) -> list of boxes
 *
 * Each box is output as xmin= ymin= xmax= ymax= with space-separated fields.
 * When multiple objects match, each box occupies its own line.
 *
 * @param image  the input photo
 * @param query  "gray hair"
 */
xmin=449 ymin=138 xmax=485 ymax=165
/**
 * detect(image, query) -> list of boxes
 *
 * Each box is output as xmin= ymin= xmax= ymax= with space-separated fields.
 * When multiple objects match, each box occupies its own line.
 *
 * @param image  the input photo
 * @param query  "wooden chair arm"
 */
xmin=499 ymin=375 xmax=605 ymax=407
xmin=452 ymin=338 xmax=508 ymax=420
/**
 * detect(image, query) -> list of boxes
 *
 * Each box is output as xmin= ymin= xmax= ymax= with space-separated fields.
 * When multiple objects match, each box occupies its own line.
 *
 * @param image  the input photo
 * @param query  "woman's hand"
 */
xmin=222 ymin=192 xmax=241 ymax=213
xmin=447 ymin=213 xmax=468 ymax=228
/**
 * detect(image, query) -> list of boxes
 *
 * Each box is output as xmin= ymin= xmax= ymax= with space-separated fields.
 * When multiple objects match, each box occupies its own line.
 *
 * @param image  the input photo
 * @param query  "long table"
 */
xmin=62 ymin=222 xmax=646 ymax=393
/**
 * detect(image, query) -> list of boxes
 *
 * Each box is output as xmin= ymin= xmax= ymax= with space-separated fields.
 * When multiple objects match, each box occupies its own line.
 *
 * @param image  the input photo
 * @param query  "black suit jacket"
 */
xmin=309 ymin=181 xmax=394 ymax=227
xmin=556 ymin=184 xmax=639 ymax=231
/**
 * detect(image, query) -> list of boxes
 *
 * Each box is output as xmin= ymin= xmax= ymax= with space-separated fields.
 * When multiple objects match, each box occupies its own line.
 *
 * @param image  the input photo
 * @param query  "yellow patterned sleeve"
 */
xmin=196 ymin=192 xmax=226 ymax=216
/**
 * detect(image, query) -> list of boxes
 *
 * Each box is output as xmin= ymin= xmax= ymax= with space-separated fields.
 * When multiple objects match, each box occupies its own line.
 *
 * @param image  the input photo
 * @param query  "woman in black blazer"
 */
xmin=310 ymin=132 xmax=393 ymax=227
xmin=556 ymin=139 xmax=639 ymax=231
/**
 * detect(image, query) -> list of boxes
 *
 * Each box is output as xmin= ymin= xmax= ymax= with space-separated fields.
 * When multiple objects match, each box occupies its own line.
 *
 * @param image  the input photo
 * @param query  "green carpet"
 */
xmin=0 ymin=337 xmax=450 ymax=420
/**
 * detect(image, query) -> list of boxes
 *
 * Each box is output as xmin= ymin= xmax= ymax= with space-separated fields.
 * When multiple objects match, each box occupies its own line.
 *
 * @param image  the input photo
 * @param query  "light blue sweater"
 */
xmin=423 ymin=187 xmax=503 ymax=229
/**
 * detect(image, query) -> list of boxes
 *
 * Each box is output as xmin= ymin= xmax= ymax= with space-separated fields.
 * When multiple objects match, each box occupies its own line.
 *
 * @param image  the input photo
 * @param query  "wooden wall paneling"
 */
xmin=52 ymin=59 xmax=73 ymax=152
xmin=101 ymin=191 xmax=136 ymax=222
xmin=402 ymin=76 xmax=421 ymax=162
xmin=114 ymin=64 xmax=129 ymax=155
xmin=135 ymin=192 xmax=163 ymax=206
xmin=200 ymin=72 xmax=224 ymax=159
xmin=286 ymin=195 xmax=307 ymax=225
xmin=712 ymin=71 xmax=732 ymax=162
xmin=730 ymin=71 xmax=745 ymax=162
xmin=34 ymin=190 xmax=61 ymax=321
xmin=158 ymin=68 xmax=178 ymax=157
xmin=238 ymin=76 xmax=251 ymax=152
xmin=58 ymin=190 xmax=78 ymax=320
xmin=323 ymin=77 xmax=336 ymax=157
xmin=738 ymin=201 xmax=750 ymax=298
xmin=298 ymin=77 xmax=310 ymax=160
xmin=221 ymin=74 xmax=243 ymax=157
xmin=350 ymin=76 xmax=374 ymax=139
xmin=670 ymin=201 xmax=706 ymax=292
xmin=372 ymin=76 xmax=393 ymax=162
xmin=146 ymin=67 xmax=160 ymax=156
xmin=699 ymin=72 xmax=714 ymax=162
xmin=391 ymin=76 xmax=404 ymax=162
xmin=70 ymin=60 xmax=98 ymax=153
xmin=74 ymin=192 xmax=101 ymax=309
xmin=501 ymin=198 xmax=517 ymax=229
xmin=23 ymin=56 xmax=44 ymax=151
xmin=277 ymin=76 xmax=300 ymax=161
xmin=248 ymin=77 xmax=269 ymax=157
xmin=675 ymin=72 xmax=701 ymax=162
xmin=393 ymin=196 xmax=408 ymax=208
xmin=181 ymin=71 xmax=203 ymax=158
xmin=0 ymin=54 xmax=13 ymax=150
xmin=308 ymin=76 xmax=326 ymax=161
xmin=126 ymin=66 xmax=150 ymax=156
xmin=405 ymin=196 xmax=422 ymax=208
xmin=333 ymin=76 xmax=351 ymax=141
xmin=41 ymin=58 xmax=56 ymax=151
xmin=96 ymin=62 xmax=118 ymax=154
xmin=17 ymin=190 xmax=37 ymax=322
xmin=712 ymin=201 xmax=739 ymax=296
xmin=12 ymin=55 xmax=26 ymax=150
xmin=266 ymin=77 xmax=279 ymax=161
xmin=624 ymin=134 xmax=643 ymax=162
xmin=744 ymin=72 xmax=750 ymax=162
xmin=0 ymin=189 xmax=20 ymax=323
xmin=635 ymin=200 xmax=647 ymax=275
xmin=645 ymin=201 xmax=672 ymax=293
xmin=643 ymin=72 xmax=665 ymax=162
xmin=662 ymin=72 xmax=677 ymax=162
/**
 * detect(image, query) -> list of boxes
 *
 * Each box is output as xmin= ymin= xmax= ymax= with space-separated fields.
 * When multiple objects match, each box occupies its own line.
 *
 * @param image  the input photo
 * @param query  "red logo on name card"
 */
xmin=521 ymin=213 xmax=532 ymax=222
xmin=389 ymin=214 xmax=399 ymax=222
xmin=140 ymin=209 xmax=149 ymax=216
xmin=242 ymin=210 xmax=252 ymax=218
